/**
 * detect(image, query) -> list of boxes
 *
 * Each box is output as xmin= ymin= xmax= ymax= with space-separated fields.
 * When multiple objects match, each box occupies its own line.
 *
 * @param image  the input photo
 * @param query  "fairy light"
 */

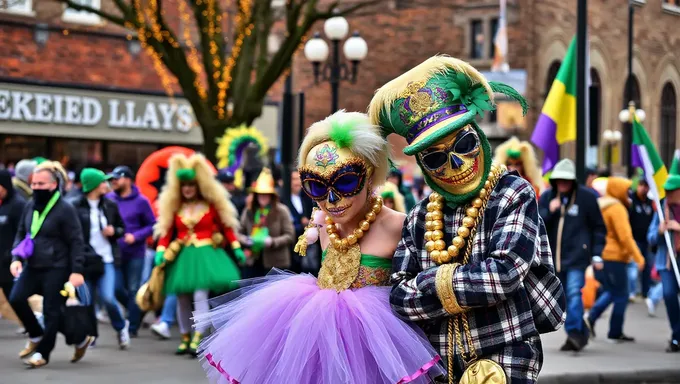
xmin=178 ymin=0 xmax=207 ymax=100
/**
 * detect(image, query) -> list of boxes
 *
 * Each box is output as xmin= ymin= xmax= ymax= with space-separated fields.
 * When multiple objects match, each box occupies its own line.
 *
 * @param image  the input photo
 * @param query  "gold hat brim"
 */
xmin=403 ymin=111 xmax=475 ymax=156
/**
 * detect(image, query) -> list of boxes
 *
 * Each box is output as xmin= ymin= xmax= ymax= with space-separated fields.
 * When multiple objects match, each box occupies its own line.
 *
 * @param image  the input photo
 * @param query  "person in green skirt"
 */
xmin=153 ymin=153 xmax=244 ymax=357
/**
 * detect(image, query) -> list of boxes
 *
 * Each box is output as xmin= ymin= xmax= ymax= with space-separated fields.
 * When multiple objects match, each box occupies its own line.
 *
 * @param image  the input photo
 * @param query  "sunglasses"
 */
xmin=299 ymin=161 xmax=367 ymax=201
xmin=420 ymin=127 xmax=480 ymax=171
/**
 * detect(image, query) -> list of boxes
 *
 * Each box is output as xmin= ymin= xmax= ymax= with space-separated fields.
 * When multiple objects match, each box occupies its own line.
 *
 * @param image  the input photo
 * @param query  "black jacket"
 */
xmin=286 ymin=192 xmax=315 ymax=237
xmin=539 ymin=184 xmax=607 ymax=271
xmin=74 ymin=196 xmax=126 ymax=266
xmin=0 ymin=177 xmax=27 ymax=282
xmin=629 ymin=193 xmax=654 ymax=247
xmin=12 ymin=196 xmax=86 ymax=274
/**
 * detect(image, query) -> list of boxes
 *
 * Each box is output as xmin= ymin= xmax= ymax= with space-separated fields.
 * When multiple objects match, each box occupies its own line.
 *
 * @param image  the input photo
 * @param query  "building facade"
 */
xmin=0 ymin=0 xmax=278 ymax=170
xmin=291 ymin=0 xmax=680 ymax=172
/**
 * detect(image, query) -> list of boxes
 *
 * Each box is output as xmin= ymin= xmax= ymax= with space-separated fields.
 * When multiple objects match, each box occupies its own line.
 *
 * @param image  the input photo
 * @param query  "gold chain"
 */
xmin=430 ymin=164 xmax=505 ymax=382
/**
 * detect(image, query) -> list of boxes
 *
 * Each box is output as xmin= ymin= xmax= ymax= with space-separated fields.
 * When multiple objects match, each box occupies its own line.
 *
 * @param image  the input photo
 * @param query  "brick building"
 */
xmin=292 ymin=0 xmax=680 ymax=171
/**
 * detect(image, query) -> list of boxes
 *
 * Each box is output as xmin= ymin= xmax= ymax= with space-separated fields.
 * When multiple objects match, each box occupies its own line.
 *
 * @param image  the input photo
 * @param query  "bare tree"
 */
xmin=53 ymin=0 xmax=384 ymax=160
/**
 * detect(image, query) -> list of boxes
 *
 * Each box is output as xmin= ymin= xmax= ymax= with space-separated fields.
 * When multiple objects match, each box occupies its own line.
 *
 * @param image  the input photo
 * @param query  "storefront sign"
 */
xmin=0 ymin=89 xmax=196 ymax=132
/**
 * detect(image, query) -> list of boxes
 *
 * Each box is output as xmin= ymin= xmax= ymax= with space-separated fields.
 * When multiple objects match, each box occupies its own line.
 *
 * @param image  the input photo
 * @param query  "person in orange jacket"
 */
xmin=586 ymin=176 xmax=645 ymax=343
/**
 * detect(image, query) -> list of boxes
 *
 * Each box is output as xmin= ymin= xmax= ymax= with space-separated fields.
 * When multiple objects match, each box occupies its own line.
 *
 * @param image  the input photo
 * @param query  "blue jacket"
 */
xmin=539 ymin=184 xmax=607 ymax=271
xmin=647 ymin=203 xmax=678 ymax=271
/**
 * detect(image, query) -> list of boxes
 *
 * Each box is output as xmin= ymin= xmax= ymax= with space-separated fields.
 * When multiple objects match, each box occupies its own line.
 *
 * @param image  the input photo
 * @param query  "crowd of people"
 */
xmin=0 ymin=54 xmax=678 ymax=384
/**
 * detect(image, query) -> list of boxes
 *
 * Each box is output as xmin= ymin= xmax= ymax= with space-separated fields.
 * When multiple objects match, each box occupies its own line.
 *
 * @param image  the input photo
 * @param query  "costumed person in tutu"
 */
xmin=195 ymin=111 xmax=444 ymax=384
xmin=494 ymin=137 xmax=544 ymax=197
xmin=153 ymin=153 xmax=244 ymax=357
xmin=369 ymin=56 xmax=565 ymax=384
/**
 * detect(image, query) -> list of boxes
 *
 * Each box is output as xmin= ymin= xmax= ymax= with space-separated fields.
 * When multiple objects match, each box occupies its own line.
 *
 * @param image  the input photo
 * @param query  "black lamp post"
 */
xmin=304 ymin=16 xmax=368 ymax=114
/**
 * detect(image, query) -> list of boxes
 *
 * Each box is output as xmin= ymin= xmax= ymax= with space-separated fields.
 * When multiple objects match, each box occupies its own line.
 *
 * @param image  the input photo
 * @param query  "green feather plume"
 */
xmin=329 ymin=119 xmax=355 ymax=149
xmin=176 ymin=168 xmax=196 ymax=182
xmin=507 ymin=148 xmax=522 ymax=159
xmin=489 ymin=81 xmax=529 ymax=116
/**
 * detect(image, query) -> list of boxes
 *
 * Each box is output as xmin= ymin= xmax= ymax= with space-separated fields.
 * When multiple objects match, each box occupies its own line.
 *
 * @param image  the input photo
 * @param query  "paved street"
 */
xmin=1 ymin=301 xmax=678 ymax=383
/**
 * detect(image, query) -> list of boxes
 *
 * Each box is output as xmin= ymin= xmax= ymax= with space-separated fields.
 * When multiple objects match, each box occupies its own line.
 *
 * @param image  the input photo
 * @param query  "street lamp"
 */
xmin=602 ymin=129 xmax=623 ymax=175
xmin=304 ymin=15 xmax=368 ymax=113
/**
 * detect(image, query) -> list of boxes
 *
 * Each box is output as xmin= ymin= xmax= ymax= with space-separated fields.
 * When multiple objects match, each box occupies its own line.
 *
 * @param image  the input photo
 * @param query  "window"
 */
xmin=489 ymin=18 xmax=499 ymax=59
xmin=52 ymin=139 xmax=103 ymax=168
xmin=622 ymin=75 xmax=641 ymax=167
xmin=663 ymin=0 xmax=680 ymax=14
xmin=0 ymin=0 xmax=33 ymax=15
xmin=0 ymin=135 xmax=47 ymax=166
xmin=589 ymin=69 xmax=601 ymax=146
xmin=107 ymin=142 xmax=158 ymax=169
xmin=660 ymin=83 xmax=677 ymax=167
xmin=62 ymin=0 xmax=101 ymax=25
xmin=470 ymin=20 xmax=484 ymax=59
xmin=545 ymin=61 xmax=561 ymax=97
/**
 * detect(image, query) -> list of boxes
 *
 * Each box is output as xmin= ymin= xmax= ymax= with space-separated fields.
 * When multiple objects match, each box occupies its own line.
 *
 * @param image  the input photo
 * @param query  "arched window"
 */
xmin=622 ymin=75 xmax=641 ymax=167
xmin=660 ymin=83 xmax=677 ymax=167
xmin=545 ymin=61 xmax=561 ymax=97
xmin=589 ymin=69 xmax=601 ymax=146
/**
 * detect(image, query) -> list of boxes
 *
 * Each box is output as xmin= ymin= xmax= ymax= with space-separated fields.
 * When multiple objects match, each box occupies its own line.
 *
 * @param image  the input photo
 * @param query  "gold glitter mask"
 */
xmin=298 ymin=142 xmax=370 ymax=203
xmin=418 ymin=125 xmax=485 ymax=196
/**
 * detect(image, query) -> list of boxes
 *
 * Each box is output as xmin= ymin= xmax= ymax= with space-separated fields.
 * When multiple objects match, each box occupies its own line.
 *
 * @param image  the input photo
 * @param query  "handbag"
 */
xmin=61 ymin=282 xmax=95 ymax=346
xmin=136 ymin=264 xmax=166 ymax=312
xmin=83 ymin=245 xmax=105 ymax=279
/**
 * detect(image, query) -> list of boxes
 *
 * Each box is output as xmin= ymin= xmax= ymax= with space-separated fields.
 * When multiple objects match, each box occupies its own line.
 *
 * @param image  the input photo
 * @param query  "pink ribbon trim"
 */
xmin=397 ymin=355 xmax=442 ymax=384
xmin=206 ymin=353 xmax=241 ymax=384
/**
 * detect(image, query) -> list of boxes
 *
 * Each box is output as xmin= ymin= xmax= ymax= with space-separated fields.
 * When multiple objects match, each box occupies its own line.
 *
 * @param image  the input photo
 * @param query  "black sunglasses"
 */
xmin=420 ymin=128 xmax=480 ymax=171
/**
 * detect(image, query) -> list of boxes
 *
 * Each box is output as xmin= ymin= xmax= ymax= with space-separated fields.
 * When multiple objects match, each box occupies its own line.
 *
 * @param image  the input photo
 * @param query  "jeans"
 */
xmin=648 ymin=282 xmax=664 ymax=306
xmin=160 ymin=295 xmax=177 ymax=325
xmin=9 ymin=267 xmax=73 ymax=361
xmin=0 ymin=276 xmax=36 ymax=330
xmin=142 ymin=248 xmax=155 ymax=283
xmin=557 ymin=269 xmax=586 ymax=335
xmin=659 ymin=269 xmax=680 ymax=342
xmin=115 ymin=258 xmax=144 ymax=333
xmin=88 ymin=263 xmax=125 ymax=332
xmin=589 ymin=261 xmax=629 ymax=338
xmin=639 ymin=243 xmax=654 ymax=297
xmin=627 ymin=261 xmax=639 ymax=297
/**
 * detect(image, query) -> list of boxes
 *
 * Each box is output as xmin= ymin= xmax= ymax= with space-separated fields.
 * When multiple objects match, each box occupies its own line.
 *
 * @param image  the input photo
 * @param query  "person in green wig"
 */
xmin=647 ymin=153 xmax=680 ymax=353
xmin=153 ymin=153 xmax=244 ymax=357
xmin=370 ymin=55 xmax=565 ymax=383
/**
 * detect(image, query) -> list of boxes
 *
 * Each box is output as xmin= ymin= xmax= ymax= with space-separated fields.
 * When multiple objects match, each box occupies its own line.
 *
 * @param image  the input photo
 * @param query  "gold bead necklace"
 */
xmin=425 ymin=164 xmax=506 ymax=265
xmin=326 ymin=196 xmax=383 ymax=251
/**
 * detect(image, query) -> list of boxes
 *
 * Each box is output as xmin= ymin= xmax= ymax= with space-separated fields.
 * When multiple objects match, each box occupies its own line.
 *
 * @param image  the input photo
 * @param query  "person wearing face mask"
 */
xmin=195 ymin=111 xmax=443 ymax=384
xmin=538 ymin=159 xmax=607 ymax=352
xmin=238 ymin=168 xmax=295 ymax=278
xmin=371 ymin=57 xmax=565 ymax=384
xmin=153 ymin=153 xmax=243 ymax=357
xmin=8 ymin=167 xmax=90 ymax=368
xmin=74 ymin=168 xmax=130 ymax=349
xmin=647 ymin=153 xmax=680 ymax=353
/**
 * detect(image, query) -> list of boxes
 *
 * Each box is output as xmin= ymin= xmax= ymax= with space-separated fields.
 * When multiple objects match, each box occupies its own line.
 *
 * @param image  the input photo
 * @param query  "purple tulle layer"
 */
xmin=195 ymin=270 xmax=444 ymax=384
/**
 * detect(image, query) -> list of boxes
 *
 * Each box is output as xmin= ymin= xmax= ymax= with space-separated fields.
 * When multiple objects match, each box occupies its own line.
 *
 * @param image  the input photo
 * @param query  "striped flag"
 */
xmin=491 ymin=0 xmax=509 ymax=73
xmin=531 ymin=37 xmax=577 ymax=173
xmin=632 ymin=117 xmax=668 ymax=200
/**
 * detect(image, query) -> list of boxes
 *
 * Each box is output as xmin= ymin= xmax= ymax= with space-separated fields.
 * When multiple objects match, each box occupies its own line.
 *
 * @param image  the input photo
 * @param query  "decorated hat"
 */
xmin=216 ymin=124 xmax=269 ymax=189
xmin=250 ymin=168 xmax=277 ymax=195
xmin=664 ymin=152 xmax=680 ymax=192
xmin=368 ymin=56 xmax=527 ymax=156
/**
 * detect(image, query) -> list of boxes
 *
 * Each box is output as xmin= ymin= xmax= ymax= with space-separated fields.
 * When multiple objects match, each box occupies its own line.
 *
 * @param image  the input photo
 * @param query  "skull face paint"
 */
xmin=418 ymin=125 xmax=485 ymax=196
xmin=298 ymin=141 xmax=372 ymax=225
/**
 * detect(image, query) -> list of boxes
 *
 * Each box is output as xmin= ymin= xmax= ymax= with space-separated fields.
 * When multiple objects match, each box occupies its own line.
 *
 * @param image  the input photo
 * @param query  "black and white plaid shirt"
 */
xmin=390 ymin=173 xmax=564 ymax=370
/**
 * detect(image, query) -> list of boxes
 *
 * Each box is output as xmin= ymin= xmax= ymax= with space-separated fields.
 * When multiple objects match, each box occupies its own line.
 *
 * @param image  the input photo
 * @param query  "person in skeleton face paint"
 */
xmin=369 ymin=56 xmax=565 ymax=384
xmin=195 ymin=111 xmax=444 ymax=384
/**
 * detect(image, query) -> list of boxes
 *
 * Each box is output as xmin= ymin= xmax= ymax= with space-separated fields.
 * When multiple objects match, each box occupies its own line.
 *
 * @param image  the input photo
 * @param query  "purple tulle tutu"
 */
xmin=195 ymin=270 xmax=444 ymax=384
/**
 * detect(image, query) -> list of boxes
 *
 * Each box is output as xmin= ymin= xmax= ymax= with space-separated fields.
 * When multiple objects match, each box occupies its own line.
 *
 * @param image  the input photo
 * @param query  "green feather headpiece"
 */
xmin=507 ymin=148 xmax=522 ymax=159
xmin=329 ymin=118 xmax=357 ymax=149
xmin=176 ymin=168 xmax=196 ymax=182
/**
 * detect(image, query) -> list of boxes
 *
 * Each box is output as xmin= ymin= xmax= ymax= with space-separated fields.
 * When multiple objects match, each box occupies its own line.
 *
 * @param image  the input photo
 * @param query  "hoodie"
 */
xmin=106 ymin=185 xmax=156 ymax=260
xmin=598 ymin=177 xmax=645 ymax=266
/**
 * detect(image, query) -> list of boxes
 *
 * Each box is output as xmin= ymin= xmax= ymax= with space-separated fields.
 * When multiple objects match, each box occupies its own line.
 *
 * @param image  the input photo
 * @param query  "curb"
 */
xmin=541 ymin=369 xmax=680 ymax=384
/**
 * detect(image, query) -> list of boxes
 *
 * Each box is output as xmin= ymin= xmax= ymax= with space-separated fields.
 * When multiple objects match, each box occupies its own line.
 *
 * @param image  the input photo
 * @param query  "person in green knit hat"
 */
xmin=647 ymin=152 xmax=680 ymax=352
xmin=153 ymin=153 xmax=244 ymax=357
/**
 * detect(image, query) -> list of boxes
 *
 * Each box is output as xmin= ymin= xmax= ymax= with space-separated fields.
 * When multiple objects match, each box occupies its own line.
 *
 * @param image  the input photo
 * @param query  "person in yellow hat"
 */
xmin=153 ymin=153 xmax=243 ymax=357
xmin=238 ymin=168 xmax=295 ymax=278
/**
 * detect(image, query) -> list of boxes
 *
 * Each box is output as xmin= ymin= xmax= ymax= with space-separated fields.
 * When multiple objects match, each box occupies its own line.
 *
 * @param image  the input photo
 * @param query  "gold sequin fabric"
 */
xmin=349 ymin=266 xmax=391 ymax=289
xmin=317 ymin=243 xmax=362 ymax=292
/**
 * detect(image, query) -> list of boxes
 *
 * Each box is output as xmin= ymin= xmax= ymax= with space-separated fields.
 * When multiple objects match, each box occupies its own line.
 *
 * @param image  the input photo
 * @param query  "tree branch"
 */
xmin=56 ymin=0 xmax=128 ymax=26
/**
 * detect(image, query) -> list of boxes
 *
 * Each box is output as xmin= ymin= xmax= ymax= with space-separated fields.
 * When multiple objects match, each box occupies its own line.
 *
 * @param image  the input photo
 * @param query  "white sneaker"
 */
xmin=151 ymin=321 xmax=171 ymax=340
xmin=142 ymin=311 xmax=157 ymax=327
xmin=97 ymin=310 xmax=110 ymax=324
xmin=646 ymin=298 xmax=656 ymax=317
xmin=118 ymin=320 xmax=130 ymax=349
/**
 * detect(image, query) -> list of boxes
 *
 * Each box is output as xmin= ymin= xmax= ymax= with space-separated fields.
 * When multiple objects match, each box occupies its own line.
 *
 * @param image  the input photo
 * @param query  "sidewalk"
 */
xmin=540 ymin=300 xmax=680 ymax=383
xmin=0 ymin=300 xmax=678 ymax=383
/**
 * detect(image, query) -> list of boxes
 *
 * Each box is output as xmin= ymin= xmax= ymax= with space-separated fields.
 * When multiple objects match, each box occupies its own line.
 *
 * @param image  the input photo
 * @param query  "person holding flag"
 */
xmin=647 ymin=151 xmax=680 ymax=353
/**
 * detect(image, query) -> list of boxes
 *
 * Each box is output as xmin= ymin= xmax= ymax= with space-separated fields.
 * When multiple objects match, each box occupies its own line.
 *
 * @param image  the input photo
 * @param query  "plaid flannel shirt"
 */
xmin=390 ymin=173 xmax=564 ymax=369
